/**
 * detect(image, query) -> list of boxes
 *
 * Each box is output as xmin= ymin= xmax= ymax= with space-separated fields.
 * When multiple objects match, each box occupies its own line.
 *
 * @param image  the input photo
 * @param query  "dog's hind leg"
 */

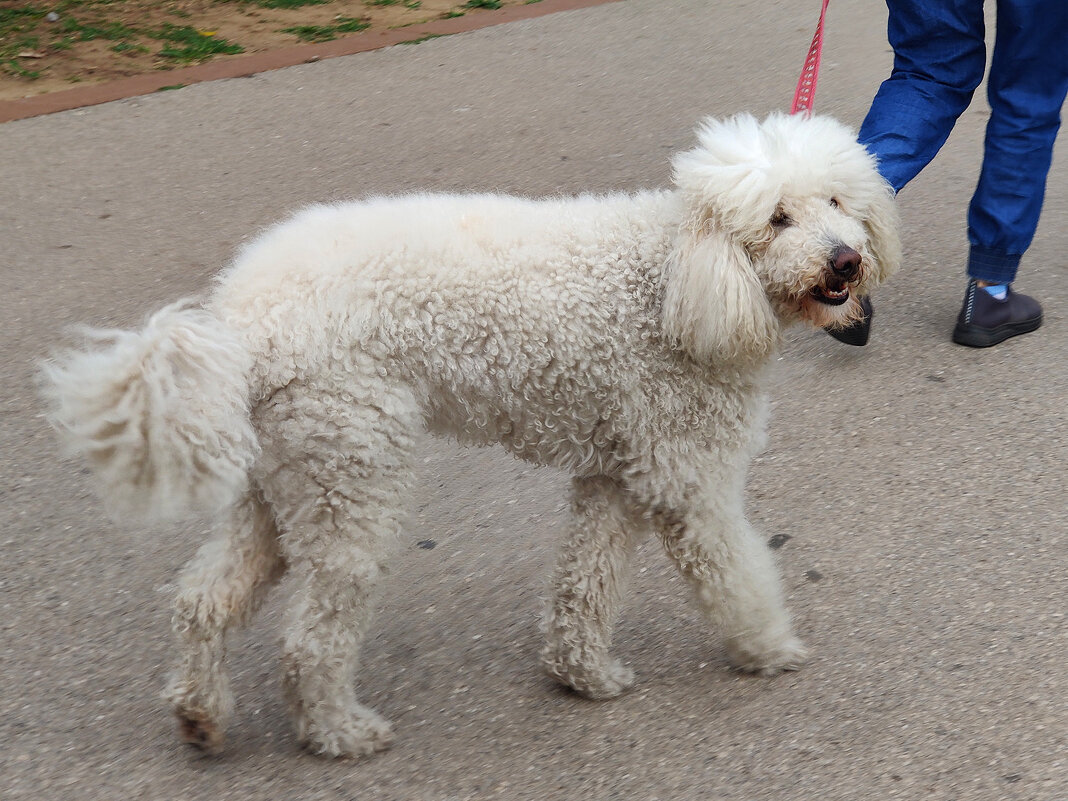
xmin=165 ymin=492 xmax=285 ymax=754
xmin=257 ymin=373 xmax=419 ymax=758
xmin=540 ymin=476 xmax=644 ymax=699
xmin=651 ymin=487 xmax=807 ymax=676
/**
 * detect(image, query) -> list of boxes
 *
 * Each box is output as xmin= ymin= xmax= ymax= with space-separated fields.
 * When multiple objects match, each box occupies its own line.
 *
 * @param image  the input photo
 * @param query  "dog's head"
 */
xmin=663 ymin=113 xmax=900 ymax=363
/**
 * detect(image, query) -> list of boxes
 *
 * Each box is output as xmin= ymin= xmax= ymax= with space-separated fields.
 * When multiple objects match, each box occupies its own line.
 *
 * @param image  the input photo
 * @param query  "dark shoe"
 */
xmin=825 ymin=295 xmax=873 ymax=346
xmin=952 ymin=280 xmax=1042 ymax=348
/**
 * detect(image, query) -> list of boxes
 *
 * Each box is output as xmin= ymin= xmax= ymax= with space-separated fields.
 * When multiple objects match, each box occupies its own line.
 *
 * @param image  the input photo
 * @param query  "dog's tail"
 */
xmin=41 ymin=301 xmax=259 ymax=524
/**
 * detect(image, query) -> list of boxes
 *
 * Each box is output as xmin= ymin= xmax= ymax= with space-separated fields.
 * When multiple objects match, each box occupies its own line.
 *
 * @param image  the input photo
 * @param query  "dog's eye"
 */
xmin=770 ymin=210 xmax=793 ymax=228
xmin=829 ymin=197 xmax=840 ymax=208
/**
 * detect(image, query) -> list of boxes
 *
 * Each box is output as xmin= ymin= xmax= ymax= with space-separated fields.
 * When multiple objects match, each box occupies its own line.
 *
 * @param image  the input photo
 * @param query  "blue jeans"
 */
xmin=859 ymin=0 xmax=1068 ymax=284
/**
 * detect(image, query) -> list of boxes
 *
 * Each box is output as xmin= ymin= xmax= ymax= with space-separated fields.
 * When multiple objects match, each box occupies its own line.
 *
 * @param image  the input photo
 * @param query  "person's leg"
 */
xmin=859 ymin=0 xmax=987 ymax=193
xmin=829 ymin=0 xmax=986 ymax=345
xmin=966 ymin=0 xmax=1068 ymax=283
xmin=953 ymin=0 xmax=1068 ymax=347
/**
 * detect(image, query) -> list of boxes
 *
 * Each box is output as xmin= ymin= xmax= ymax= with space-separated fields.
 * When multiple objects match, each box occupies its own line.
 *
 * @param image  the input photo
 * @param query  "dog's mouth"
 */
xmin=810 ymin=279 xmax=851 ymax=306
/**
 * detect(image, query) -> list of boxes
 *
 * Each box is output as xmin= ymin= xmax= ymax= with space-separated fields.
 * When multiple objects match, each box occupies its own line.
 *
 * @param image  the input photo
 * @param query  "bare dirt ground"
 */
xmin=0 ymin=0 xmax=533 ymax=101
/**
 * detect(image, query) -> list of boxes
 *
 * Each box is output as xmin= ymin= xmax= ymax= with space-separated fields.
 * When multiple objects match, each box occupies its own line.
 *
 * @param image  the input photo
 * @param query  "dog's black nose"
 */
xmin=831 ymin=246 xmax=862 ymax=281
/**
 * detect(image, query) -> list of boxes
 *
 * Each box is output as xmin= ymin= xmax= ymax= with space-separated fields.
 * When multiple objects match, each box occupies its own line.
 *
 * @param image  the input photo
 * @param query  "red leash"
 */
xmin=790 ymin=0 xmax=830 ymax=117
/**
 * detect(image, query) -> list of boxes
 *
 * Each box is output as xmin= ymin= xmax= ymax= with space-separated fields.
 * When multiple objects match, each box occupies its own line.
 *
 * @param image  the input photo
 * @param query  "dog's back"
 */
xmin=209 ymin=192 xmax=685 ymax=474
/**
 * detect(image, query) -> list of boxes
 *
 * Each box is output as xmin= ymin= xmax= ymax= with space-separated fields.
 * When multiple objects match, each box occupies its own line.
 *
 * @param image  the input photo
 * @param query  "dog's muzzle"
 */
xmin=810 ymin=245 xmax=862 ymax=306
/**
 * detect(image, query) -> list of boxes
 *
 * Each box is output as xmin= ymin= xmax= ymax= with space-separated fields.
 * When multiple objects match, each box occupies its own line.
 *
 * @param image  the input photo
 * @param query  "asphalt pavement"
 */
xmin=2 ymin=1 xmax=1065 ymax=799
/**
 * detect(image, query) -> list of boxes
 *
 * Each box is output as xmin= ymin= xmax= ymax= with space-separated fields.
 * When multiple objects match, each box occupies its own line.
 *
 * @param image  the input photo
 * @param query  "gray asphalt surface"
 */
xmin=2 ymin=1 xmax=1065 ymax=799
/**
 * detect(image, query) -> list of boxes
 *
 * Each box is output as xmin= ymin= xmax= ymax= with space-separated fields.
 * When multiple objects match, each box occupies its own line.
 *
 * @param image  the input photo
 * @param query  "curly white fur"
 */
xmin=42 ymin=303 xmax=259 ymax=521
xmin=43 ymin=113 xmax=898 ymax=758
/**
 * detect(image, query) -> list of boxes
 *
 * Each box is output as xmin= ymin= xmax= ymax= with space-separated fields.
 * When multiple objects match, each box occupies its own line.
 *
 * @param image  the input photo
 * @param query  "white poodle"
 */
xmin=43 ymin=113 xmax=899 ymax=758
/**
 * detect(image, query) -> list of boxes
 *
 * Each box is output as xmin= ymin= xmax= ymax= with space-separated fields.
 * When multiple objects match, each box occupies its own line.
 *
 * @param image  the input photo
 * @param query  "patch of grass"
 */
xmin=0 ymin=6 xmax=48 ymax=78
xmin=5 ymin=62 xmax=43 ymax=79
xmin=16 ymin=34 xmax=42 ymax=51
xmin=61 ymin=18 xmax=139 ymax=42
xmin=281 ymin=16 xmax=370 ymax=43
xmin=157 ymin=83 xmax=186 ymax=90
xmin=0 ymin=0 xmax=530 ymax=87
xmin=0 ymin=6 xmax=46 ymax=26
xmin=151 ymin=24 xmax=244 ymax=62
xmin=1 ymin=3 xmax=249 ymax=79
xmin=111 ymin=41 xmax=149 ymax=54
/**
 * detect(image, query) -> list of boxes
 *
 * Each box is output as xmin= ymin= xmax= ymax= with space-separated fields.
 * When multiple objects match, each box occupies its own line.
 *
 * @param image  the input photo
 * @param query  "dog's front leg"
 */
xmin=653 ymin=492 xmax=807 ymax=676
xmin=540 ymin=476 xmax=645 ymax=699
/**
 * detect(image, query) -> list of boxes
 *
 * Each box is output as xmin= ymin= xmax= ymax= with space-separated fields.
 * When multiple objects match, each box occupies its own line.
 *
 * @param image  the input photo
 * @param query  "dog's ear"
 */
xmin=662 ymin=223 xmax=779 ymax=363
xmin=862 ymin=183 xmax=902 ymax=285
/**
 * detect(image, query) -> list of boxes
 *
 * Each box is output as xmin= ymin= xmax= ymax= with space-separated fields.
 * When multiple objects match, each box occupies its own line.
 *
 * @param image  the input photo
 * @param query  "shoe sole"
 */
xmin=825 ymin=296 xmax=873 ymax=346
xmin=827 ymin=326 xmax=870 ymax=346
xmin=951 ymin=316 xmax=1042 ymax=348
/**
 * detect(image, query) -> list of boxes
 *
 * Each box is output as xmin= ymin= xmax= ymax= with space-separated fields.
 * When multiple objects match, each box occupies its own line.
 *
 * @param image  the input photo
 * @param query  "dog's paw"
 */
xmin=727 ymin=635 xmax=808 ymax=676
xmin=300 ymin=705 xmax=395 ymax=759
xmin=165 ymin=674 xmax=232 ymax=755
xmin=580 ymin=661 xmax=637 ymax=700
xmin=175 ymin=708 xmax=226 ymax=755
xmin=543 ymin=655 xmax=636 ymax=700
